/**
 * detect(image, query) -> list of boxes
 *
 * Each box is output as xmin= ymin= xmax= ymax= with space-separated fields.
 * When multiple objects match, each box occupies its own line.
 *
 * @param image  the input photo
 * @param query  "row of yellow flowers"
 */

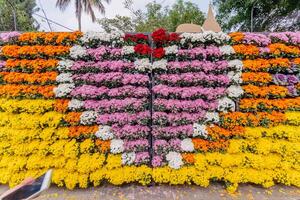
xmin=0 ymin=152 xmax=299 ymax=191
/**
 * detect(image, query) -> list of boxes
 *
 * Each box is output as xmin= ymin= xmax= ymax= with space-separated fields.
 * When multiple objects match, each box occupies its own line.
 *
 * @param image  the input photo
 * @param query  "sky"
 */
xmin=35 ymin=0 xmax=211 ymax=32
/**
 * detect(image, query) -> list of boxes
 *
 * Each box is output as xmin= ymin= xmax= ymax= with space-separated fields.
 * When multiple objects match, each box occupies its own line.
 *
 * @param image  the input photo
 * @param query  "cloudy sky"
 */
xmin=35 ymin=0 xmax=211 ymax=31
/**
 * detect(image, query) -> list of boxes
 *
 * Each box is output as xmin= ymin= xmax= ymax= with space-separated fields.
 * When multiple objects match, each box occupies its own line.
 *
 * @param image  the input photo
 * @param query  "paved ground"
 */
xmin=0 ymin=183 xmax=299 ymax=200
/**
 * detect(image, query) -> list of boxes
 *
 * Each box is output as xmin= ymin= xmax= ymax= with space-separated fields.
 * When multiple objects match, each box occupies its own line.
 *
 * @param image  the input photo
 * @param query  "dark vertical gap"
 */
xmin=147 ymin=33 xmax=154 ymax=169
xmin=148 ymin=71 xmax=154 ymax=166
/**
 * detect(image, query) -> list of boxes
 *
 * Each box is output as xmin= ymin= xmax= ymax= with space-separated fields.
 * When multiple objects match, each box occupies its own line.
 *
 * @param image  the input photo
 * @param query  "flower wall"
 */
xmin=0 ymin=30 xmax=299 ymax=192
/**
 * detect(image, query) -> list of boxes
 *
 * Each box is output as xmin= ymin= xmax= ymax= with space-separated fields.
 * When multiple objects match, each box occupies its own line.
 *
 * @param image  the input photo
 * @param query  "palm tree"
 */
xmin=56 ymin=0 xmax=111 ymax=31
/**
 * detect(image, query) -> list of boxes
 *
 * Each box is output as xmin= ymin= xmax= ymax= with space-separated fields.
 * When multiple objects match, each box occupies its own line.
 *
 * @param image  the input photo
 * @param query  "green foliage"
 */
xmin=98 ymin=0 xmax=205 ymax=32
xmin=167 ymin=0 xmax=205 ymax=31
xmin=213 ymin=0 xmax=300 ymax=32
xmin=98 ymin=15 xmax=136 ymax=33
xmin=0 ymin=0 xmax=38 ymax=31
xmin=134 ymin=2 xmax=169 ymax=32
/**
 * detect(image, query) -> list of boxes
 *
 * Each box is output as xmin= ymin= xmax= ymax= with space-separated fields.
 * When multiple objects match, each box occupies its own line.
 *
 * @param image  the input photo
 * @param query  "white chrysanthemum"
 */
xmin=134 ymin=58 xmax=152 ymax=72
xmin=191 ymin=33 xmax=205 ymax=43
xmin=166 ymin=152 xmax=183 ymax=169
xmin=80 ymin=31 xmax=124 ymax=43
xmin=205 ymin=112 xmax=220 ymax=123
xmin=152 ymin=59 xmax=167 ymax=70
xmin=218 ymin=97 xmax=236 ymax=112
xmin=68 ymin=99 xmax=84 ymax=110
xmin=110 ymin=31 xmax=124 ymax=41
xmin=180 ymin=138 xmax=194 ymax=152
xmin=193 ymin=123 xmax=208 ymax=138
xmin=53 ymin=83 xmax=75 ymax=98
xmin=70 ymin=45 xmax=87 ymax=59
xmin=80 ymin=111 xmax=98 ymax=125
xmin=180 ymin=32 xmax=230 ymax=45
xmin=203 ymin=31 xmax=230 ymax=44
xmin=121 ymin=152 xmax=136 ymax=165
xmin=164 ymin=45 xmax=178 ymax=55
xmin=110 ymin=139 xmax=124 ymax=154
xmin=219 ymin=45 xmax=235 ymax=55
xmin=228 ymin=59 xmax=243 ymax=71
xmin=95 ymin=125 xmax=114 ymax=140
xmin=121 ymin=46 xmax=135 ymax=55
xmin=180 ymin=33 xmax=193 ymax=44
xmin=56 ymin=73 xmax=73 ymax=83
xmin=58 ymin=59 xmax=74 ymax=72
xmin=228 ymin=71 xmax=242 ymax=84
xmin=227 ymin=85 xmax=244 ymax=98
xmin=80 ymin=32 xmax=109 ymax=42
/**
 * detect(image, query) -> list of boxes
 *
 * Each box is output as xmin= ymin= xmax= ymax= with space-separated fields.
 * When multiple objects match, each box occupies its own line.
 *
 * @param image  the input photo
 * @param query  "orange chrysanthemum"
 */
xmin=268 ymin=43 xmax=300 ymax=55
xmin=18 ymin=32 xmax=82 ymax=44
xmin=242 ymin=72 xmax=272 ymax=84
xmin=229 ymin=32 xmax=244 ymax=42
xmin=54 ymin=99 xmax=69 ymax=113
xmin=0 ymin=84 xmax=54 ymax=98
xmin=1 ymin=45 xmax=70 ymax=58
xmin=182 ymin=153 xmax=195 ymax=164
xmin=294 ymin=58 xmax=300 ymax=65
xmin=232 ymin=44 xmax=260 ymax=55
xmin=243 ymin=84 xmax=288 ymax=98
xmin=243 ymin=58 xmax=290 ymax=72
xmin=68 ymin=126 xmax=99 ymax=137
xmin=5 ymin=59 xmax=58 ymax=72
xmin=220 ymin=111 xmax=286 ymax=128
xmin=239 ymin=98 xmax=300 ymax=111
xmin=207 ymin=125 xmax=245 ymax=139
xmin=64 ymin=112 xmax=81 ymax=125
xmin=95 ymin=139 xmax=111 ymax=153
xmin=192 ymin=138 xmax=228 ymax=152
xmin=0 ymin=72 xmax=57 ymax=84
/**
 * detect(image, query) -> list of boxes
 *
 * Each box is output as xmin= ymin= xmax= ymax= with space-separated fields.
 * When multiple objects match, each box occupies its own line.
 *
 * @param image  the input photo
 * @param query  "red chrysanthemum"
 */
xmin=152 ymin=28 xmax=168 ymax=44
xmin=169 ymin=33 xmax=180 ymax=42
xmin=153 ymin=47 xmax=165 ymax=59
xmin=134 ymin=44 xmax=151 ymax=55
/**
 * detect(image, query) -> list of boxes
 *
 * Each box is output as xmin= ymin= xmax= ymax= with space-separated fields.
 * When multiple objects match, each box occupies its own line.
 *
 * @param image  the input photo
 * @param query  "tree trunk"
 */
xmin=78 ymin=10 xmax=82 ymax=31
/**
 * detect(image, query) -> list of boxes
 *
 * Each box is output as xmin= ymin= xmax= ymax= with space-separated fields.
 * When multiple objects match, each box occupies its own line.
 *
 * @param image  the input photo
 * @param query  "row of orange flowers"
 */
xmin=242 ymin=85 xmax=289 ymax=98
xmin=220 ymin=111 xmax=286 ymax=128
xmin=0 ymin=84 xmax=55 ymax=98
xmin=240 ymin=98 xmax=300 ymax=111
xmin=242 ymin=72 xmax=272 ymax=83
xmin=233 ymin=43 xmax=300 ymax=55
xmin=4 ymin=59 xmax=59 ymax=72
xmin=0 ymin=72 xmax=57 ymax=84
xmin=17 ymin=32 xmax=82 ymax=45
xmin=242 ymin=58 xmax=300 ymax=72
xmin=1 ymin=45 xmax=70 ymax=58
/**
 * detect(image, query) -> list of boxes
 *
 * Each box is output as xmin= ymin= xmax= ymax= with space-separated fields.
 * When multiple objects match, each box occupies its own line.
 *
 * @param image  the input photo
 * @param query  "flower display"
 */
xmin=0 ymin=30 xmax=299 ymax=192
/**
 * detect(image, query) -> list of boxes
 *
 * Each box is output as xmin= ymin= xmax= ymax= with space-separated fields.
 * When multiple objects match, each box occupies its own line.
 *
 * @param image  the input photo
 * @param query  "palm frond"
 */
xmin=56 ymin=0 xmax=72 ymax=11
xmin=75 ymin=0 xmax=82 ymax=17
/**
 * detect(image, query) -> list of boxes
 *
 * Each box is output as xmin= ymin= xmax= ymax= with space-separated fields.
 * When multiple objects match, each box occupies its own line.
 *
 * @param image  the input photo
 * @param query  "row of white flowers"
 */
xmin=80 ymin=31 xmax=124 ymax=44
xmin=180 ymin=31 xmax=231 ymax=45
xmin=79 ymin=31 xmax=231 ymax=46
